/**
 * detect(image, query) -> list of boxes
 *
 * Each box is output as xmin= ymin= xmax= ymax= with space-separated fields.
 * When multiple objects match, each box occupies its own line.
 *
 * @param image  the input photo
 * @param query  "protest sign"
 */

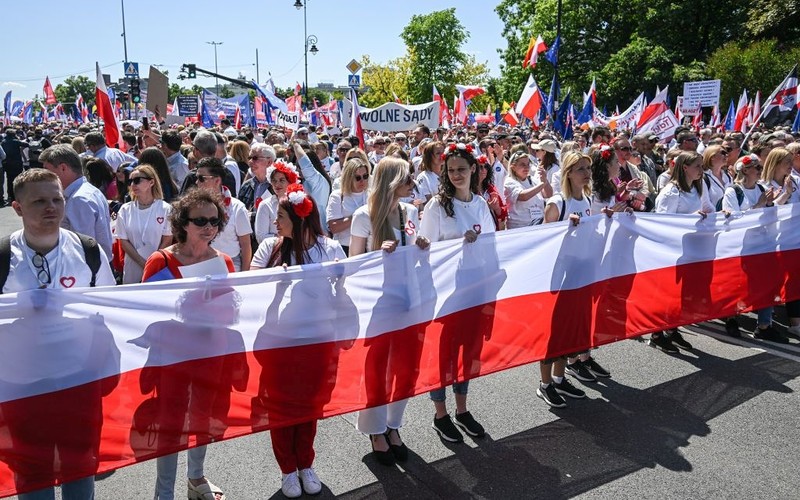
xmin=341 ymin=100 xmax=439 ymax=132
xmin=176 ymin=96 xmax=199 ymax=116
xmin=145 ymin=66 xmax=169 ymax=117
xmin=276 ymin=109 xmax=299 ymax=130
xmin=682 ymin=80 xmax=721 ymax=109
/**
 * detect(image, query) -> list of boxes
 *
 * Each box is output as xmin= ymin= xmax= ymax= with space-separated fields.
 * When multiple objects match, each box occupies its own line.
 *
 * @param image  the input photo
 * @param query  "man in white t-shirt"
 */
xmin=195 ymin=157 xmax=252 ymax=271
xmin=3 ymin=168 xmax=117 ymax=499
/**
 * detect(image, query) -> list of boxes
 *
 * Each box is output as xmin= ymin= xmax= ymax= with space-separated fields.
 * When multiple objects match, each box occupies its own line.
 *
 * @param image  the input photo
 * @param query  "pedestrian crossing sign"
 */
xmin=124 ymin=62 xmax=139 ymax=78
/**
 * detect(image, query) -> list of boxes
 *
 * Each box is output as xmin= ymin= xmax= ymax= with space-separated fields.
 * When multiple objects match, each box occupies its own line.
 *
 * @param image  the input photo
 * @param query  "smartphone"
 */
xmin=142 ymin=117 xmax=149 ymax=130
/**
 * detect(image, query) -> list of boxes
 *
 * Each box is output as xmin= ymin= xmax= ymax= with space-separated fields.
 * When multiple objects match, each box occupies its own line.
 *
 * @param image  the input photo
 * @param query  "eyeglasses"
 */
xmin=196 ymin=174 xmax=219 ymax=183
xmin=337 ymin=147 xmax=351 ymax=154
xmin=396 ymin=138 xmax=406 ymax=143
xmin=187 ymin=216 xmax=222 ymax=227
xmin=127 ymin=176 xmax=152 ymax=185
xmin=684 ymin=137 xmax=699 ymax=143
xmin=249 ymin=155 xmax=266 ymax=161
xmin=616 ymin=146 xmax=632 ymax=152
xmin=354 ymin=173 xmax=369 ymax=182
xmin=32 ymin=252 xmax=51 ymax=288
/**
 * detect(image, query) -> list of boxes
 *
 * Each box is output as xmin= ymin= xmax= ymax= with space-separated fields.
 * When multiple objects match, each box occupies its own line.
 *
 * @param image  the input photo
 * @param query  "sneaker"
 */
xmin=725 ymin=318 xmax=741 ymax=337
xmin=583 ymin=357 xmax=611 ymax=378
xmin=454 ymin=411 xmax=485 ymax=438
xmin=785 ymin=325 xmax=800 ymax=340
xmin=299 ymin=468 xmax=322 ymax=495
xmin=554 ymin=378 xmax=586 ymax=399
xmin=565 ymin=360 xmax=597 ymax=382
xmin=536 ymin=383 xmax=567 ymax=408
xmin=432 ymin=414 xmax=464 ymax=443
xmin=281 ymin=471 xmax=302 ymax=499
xmin=666 ymin=329 xmax=692 ymax=350
xmin=649 ymin=333 xmax=678 ymax=353
xmin=752 ymin=326 xmax=789 ymax=344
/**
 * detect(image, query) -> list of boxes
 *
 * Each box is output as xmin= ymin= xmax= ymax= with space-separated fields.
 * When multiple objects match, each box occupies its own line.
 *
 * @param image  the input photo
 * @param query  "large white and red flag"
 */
xmin=637 ymin=86 xmax=680 ymax=141
xmin=454 ymin=91 xmax=468 ymax=125
xmin=432 ymin=84 xmax=448 ymax=126
xmin=349 ymin=88 xmax=365 ymax=147
xmin=455 ymin=84 xmax=485 ymax=102
xmin=0 ymin=209 xmax=799 ymax=496
xmin=95 ymin=62 xmax=121 ymax=148
xmin=734 ymin=90 xmax=750 ymax=132
xmin=515 ymin=74 xmax=545 ymax=121
xmin=760 ymin=65 xmax=798 ymax=127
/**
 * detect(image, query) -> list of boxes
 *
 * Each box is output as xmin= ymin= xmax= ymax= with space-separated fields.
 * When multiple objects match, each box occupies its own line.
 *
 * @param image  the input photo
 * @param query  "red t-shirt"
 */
xmin=141 ymin=248 xmax=235 ymax=282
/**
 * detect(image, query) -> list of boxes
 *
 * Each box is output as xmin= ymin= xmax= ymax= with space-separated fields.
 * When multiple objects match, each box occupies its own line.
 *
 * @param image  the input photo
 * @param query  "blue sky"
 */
xmin=1 ymin=1 xmax=508 ymax=102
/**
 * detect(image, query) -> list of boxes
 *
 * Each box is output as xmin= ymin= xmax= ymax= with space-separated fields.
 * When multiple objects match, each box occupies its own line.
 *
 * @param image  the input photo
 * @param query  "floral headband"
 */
xmin=599 ymin=143 xmax=613 ymax=161
xmin=267 ymin=160 xmax=299 ymax=185
xmin=440 ymin=142 xmax=475 ymax=161
xmin=285 ymin=183 xmax=314 ymax=219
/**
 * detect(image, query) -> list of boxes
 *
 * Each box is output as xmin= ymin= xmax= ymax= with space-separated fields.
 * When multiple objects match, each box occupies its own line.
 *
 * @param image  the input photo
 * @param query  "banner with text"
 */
xmin=683 ymin=80 xmax=721 ymax=109
xmin=341 ymin=100 xmax=439 ymax=132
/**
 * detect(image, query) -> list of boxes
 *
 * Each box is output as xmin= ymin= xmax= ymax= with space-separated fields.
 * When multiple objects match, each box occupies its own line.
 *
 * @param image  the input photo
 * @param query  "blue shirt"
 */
xmin=90 ymin=145 xmax=136 ymax=172
xmin=62 ymin=177 xmax=113 ymax=260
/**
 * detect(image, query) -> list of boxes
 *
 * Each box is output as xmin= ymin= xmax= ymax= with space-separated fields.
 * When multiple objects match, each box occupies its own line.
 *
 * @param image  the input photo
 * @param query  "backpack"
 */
xmin=27 ymin=139 xmax=43 ymax=164
xmin=716 ymin=184 xmax=765 ymax=212
xmin=0 ymin=232 xmax=101 ymax=293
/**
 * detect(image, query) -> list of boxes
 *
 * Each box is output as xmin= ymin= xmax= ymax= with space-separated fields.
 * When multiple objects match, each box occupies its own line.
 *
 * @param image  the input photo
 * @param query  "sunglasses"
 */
xmin=354 ymin=173 xmax=369 ymax=182
xmin=196 ymin=174 xmax=219 ymax=183
xmin=337 ymin=147 xmax=351 ymax=153
xmin=616 ymin=146 xmax=632 ymax=152
xmin=188 ymin=217 xmax=222 ymax=227
xmin=721 ymin=148 xmax=731 ymax=154
xmin=249 ymin=155 xmax=266 ymax=161
xmin=127 ymin=176 xmax=152 ymax=185
xmin=32 ymin=252 xmax=51 ymax=288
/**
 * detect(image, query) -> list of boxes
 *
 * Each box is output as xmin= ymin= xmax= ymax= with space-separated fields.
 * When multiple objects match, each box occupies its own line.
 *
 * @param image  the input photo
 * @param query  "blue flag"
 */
xmin=723 ymin=98 xmax=736 ymax=131
xmin=495 ymin=107 xmax=501 ymax=124
xmin=2 ymin=91 xmax=10 ymax=123
xmin=553 ymin=91 xmax=571 ymax=139
xmin=544 ymin=36 xmax=561 ymax=67
xmin=251 ymin=80 xmax=288 ymax=113
xmin=792 ymin=108 xmax=800 ymax=134
xmin=576 ymin=96 xmax=594 ymax=125
xmin=22 ymin=101 xmax=33 ymax=124
xmin=546 ymin=73 xmax=559 ymax=117
xmin=201 ymin=93 xmax=215 ymax=128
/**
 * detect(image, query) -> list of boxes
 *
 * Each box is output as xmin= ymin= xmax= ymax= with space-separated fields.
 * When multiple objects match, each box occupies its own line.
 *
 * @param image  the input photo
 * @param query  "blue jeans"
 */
xmin=757 ymin=307 xmax=773 ymax=327
xmin=18 ymin=476 xmax=94 ymax=500
xmin=155 ymin=446 xmax=207 ymax=500
xmin=430 ymin=382 xmax=469 ymax=402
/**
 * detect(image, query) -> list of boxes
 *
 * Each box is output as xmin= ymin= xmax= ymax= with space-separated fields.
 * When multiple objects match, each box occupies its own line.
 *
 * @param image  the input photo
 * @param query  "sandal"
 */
xmin=385 ymin=428 xmax=408 ymax=462
xmin=188 ymin=478 xmax=226 ymax=500
xmin=370 ymin=433 xmax=395 ymax=466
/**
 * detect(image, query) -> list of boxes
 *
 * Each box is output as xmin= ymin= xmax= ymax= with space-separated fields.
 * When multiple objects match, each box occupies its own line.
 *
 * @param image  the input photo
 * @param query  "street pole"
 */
xmin=303 ymin=1 xmax=309 ymax=109
xmin=256 ymin=48 xmax=260 ymax=85
xmin=121 ymin=0 xmax=131 ymax=119
xmin=554 ymin=0 xmax=562 ymax=106
xmin=207 ymin=41 xmax=223 ymax=96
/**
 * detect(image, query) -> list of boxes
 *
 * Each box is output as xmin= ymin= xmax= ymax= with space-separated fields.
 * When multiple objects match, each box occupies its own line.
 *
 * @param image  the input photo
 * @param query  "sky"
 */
xmin=0 ymin=1 xmax=508 ymax=102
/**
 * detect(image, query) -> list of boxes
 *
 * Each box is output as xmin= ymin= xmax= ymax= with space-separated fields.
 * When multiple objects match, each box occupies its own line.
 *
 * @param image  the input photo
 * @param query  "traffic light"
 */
xmin=130 ymin=79 xmax=141 ymax=103
xmin=187 ymin=64 xmax=197 ymax=79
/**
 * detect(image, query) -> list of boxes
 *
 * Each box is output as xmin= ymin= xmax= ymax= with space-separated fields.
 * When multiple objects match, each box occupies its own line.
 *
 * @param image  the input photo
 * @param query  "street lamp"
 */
xmin=206 ymin=41 xmax=223 ymax=96
xmin=295 ymin=0 xmax=319 ymax=109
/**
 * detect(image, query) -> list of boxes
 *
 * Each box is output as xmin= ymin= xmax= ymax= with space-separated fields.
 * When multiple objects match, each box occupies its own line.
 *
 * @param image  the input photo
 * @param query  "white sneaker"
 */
xmin=299 ymin=467 xmax=322 ymax=495
xmin=281 ymin=471 xmax=302 ymax=498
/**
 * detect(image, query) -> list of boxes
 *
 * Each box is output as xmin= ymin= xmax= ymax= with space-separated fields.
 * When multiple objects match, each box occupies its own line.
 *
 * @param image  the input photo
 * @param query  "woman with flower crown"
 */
xmin=253 ymin=159 xmax=301 ymax=244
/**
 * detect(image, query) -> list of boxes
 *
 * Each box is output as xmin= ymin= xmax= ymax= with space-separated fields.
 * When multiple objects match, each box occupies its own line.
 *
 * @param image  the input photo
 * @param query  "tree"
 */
xmin=168 ymin=83 xmax=195 ymax=102
xmin=360 ymin=54 xmax=410 ymax=107
xmin=54 ymin=75 xmax=95 ymax=110
xmin=401 ymin=8 xmax=469 ymax=103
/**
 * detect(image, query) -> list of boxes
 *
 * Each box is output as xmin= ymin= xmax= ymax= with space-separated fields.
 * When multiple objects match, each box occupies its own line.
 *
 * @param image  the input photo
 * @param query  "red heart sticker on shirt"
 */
xmin=473 ymin=224 xmax=482 ymax=233
xmin=156 ymin=216 xmax=165 ymax=224
xmin=407 ymin=220 xmax=416 ymax=229
xmin=60 ymin=276 xmax=76 ymax=288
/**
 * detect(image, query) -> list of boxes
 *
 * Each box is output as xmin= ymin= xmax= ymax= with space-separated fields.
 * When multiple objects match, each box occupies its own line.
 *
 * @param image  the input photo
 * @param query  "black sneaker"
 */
xmin=536 ymin=383 xmax=567 ymax=408
xmin=724 ymin=318 xmax=741 ymax=337
xmin=666 ymin=329 xmax=692 ymax=350
xmin=454 ymin=411 xmax=485 ymax=438
xmin=583 ymin=357 xmax=611 ymax=378
xmin=565 ymin=360 xmax=597 ymax=382
xmin=752 ymin=326 xmax=790 ymax=344
xmin=554 ymin=378 xmax=586 ymax=399
xmin=649 ymin=332 xmax=678 ymax=353
xmin=432 ymin=414 xmax=464 ymax=443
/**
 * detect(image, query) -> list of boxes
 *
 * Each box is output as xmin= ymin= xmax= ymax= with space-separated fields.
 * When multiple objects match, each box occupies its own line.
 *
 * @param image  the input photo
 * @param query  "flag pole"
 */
xmin=741 ymin=64 xmax=797 ymax=148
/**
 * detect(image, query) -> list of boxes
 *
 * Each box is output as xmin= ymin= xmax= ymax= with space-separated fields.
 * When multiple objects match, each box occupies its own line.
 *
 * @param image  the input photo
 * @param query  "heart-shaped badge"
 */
xmin=157 ymin=216 xmax=165 ymax=224
xmin=473 ymin=224 xmax=482 ymax=233
xmin=60 ymin=276 xmax=76 ymax=288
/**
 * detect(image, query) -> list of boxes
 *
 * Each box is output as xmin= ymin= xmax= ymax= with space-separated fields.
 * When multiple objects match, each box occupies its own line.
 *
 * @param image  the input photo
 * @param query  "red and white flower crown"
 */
xmin=285 ymin=183 xmax=314 ymax=219
xmin=267 ymin=160 xmax=299 ymax=185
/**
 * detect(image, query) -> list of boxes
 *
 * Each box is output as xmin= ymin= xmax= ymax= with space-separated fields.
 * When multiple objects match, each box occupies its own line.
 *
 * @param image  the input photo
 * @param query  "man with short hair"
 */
xmin=180 ymin=130 xmax=237 ymax=195
xmin=697 ymin=128 xmax=712 ymax=154
xmin=82 ymin=131 xmax=135 ymax=172
xmin=161 ymin=130 xmax=190 ymax=186
xmin=676 ymin=131 xmax=699 ymax=152
xmin=368 ymin=136 xmax=387 ymax=164
xmin=40 ymin=145 xmax=113 ymax=260
xmin=631 ymin=134 xmax=660 ymax=182
xmin=409 ymin=124 xmax=430 ymax=160
xmin=195 ymin=157 xmax=252 ymax=271
xmin=3 ymin=168 xmax=116 ymax=499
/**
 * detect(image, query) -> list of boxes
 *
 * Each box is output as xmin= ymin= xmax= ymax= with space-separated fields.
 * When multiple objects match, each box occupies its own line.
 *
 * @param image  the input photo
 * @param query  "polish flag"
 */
xmin=95 ymin=62 xmax=121 ymax=148
xmin=454 ymin=91 xmax=467 ymax=125
xmin=504 ymin=101 xmax=520 ymax=127
xmin=749 ymin=91 xmax=761 ymax=127
xmin=349 ymin=88 xmax=365 ymax=147
xmin=43 ymin=77 xmax=57 ymax=105
xmin=515 ymin=74 xmax=545 ymax=121
xmin=588 ymin=77 xmax=597 ymax=107
xmin=692 ymin=102 xmax=703 ymax=129
xmin=233 ymin=103 xmax=242 ymax=129
xmin=455 ymin=85 xmax=486 ymax=102
xmin=392 ymin=91 xmax=402 ymax=104
xmin=433 ymin=84 xmax=447 ymax=125
xmin=734 ymin=90 xmax=750 ymax=132
xmin=709 ymin=104 xmax=720 ymax=129
xmin=637 ymin=86 xmax=681 ymax=141
xmin=522 ymin=35 xmax=547 ymax=68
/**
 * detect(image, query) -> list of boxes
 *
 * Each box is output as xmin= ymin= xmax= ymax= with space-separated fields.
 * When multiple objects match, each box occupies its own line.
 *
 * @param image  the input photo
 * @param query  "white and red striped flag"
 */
xmin=515 ymin=74 xmax=545 ymax=121
xmin=734 ymin=90 xmax=750 ymax=132
xmin=637 ymin=86 xmax=681 ymax=142
xmin=349 ymin=88 xmax=365 ymax=147
xmin=95 ymin=62 xmax=121 ymax=148
xmin=522 ymin=35 xmax=548 ymax=68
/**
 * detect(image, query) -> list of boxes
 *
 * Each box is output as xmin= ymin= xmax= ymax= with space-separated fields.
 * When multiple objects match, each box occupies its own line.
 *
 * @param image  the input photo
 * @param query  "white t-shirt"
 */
xmin=763 ymin=178 xmax=800 ymax=204
xmin=491 ymin=161 xmax=507 ymax=203
xmin=416 ymin=170 xmax=441 ymax=200
xmin=590 ymin=193 xmax=614 ymax=216
xmin=419 ymin=195 xmax=496 ymax=242
xmin=4 ymin=229 xmax=115 ymax=293
xmin=254 ymin=195 xmax=278 ymax=244
xmin=546 ymin=193 xmax=592 ymax=221
xmin=721 ymin=184 xmax=764 ymax=212
xmin=657 ymin=171 xmax=672 ymax=192
xmin=504 ymin=175 xmax=546 ymax=229
xmin=326 ymin=189 xmax=368 ymax=246
xmin=654 ymin=183 xmax=714 ymax=214
xmin=704 ymin=171 xmax=733 ymax=209
xmin=211 ymin=196 xmax=252 ymax=263
xmin=115 ymin=200 xmax=172 ymax=284
xmin=351 ymin=202 xmax=419 ymax=251
xmin=251 ymin=235 xmax=345 ymax=268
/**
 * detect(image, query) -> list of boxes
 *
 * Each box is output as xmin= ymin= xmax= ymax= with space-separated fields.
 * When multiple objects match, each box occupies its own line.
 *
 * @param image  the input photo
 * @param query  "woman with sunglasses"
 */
xmin=115 ymin=165 xmax=173 ymax=284
xmin=141 ymin=188 xmax=234 ymax=500
xmin=254 ymin=160 xmax=299 ymax=244
xmin=350 ymin=157 xmax=430 ymax=466
xmin=250 ymin=184 xmax=345 ymax=498
xmin=504 ymin=150 xmax=552 ymax=228
xmin=326 ymin=158 xmax=370 ymax=255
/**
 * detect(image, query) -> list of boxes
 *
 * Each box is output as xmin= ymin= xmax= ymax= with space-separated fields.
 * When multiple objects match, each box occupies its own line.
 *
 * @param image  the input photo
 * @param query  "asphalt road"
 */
xmin=2 ymin=205 xmax=800 ymax=499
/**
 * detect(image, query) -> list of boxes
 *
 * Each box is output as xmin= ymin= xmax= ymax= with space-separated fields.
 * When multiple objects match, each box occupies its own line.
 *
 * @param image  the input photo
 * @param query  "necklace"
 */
xmin=137 ymin=199 xmax=154 ymax=210
xmin=454 ymin=192 xmax=474 ymax=208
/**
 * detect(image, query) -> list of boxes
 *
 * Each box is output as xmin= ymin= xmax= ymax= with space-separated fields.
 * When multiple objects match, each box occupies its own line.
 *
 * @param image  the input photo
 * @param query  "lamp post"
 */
xmin=294 ymin=0 xmax=319 ymax=109
xmin=206 ymin=41 xmax=223 ymax=96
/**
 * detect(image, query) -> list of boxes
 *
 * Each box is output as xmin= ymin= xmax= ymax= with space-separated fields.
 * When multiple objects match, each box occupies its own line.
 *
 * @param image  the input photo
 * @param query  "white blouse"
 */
xmin=115 ymin=200 xmax=172 ymax=284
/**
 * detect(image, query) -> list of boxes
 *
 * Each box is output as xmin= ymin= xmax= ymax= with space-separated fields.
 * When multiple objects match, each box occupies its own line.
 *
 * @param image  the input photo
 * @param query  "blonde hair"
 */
xmin=560 ymin=151 xmax=592 ymax=199
xmin=508 ymin=151 xmax=530 ymax=181
xmin=761 ymin=147 xmax=792 ymax=183
xmin=229 ymin=140 xmax=250 ymax=165
xmin=701 ymin=145 xmax=723 ymax=171
xmin=341 ymin=158 xmax=370 ymax=196
xmin=131 ymin=164 xmax=164 ymax=200
xmin=368 ymin=157 xmax=409 ymax=251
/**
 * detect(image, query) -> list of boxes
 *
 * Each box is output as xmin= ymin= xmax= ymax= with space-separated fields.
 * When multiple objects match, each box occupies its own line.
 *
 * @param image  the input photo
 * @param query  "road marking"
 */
xmin=685 ymin=323 xmax=800 ymax=363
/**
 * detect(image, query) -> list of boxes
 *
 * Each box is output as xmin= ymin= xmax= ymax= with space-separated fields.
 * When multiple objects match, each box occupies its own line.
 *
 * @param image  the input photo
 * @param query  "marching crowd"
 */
xmin=1 ymin=116 xmax=799 ymax=499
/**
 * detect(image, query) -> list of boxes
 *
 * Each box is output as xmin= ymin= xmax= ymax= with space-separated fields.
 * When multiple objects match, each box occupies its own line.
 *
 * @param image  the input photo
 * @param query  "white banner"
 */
xmin=276 ymin=109 xmax=299 ymax=130
xmin=683 ymin=80 xmax=721 ymax=109
xmin=341 ymin=100 xmax=439 ymax=132
xmin=637 ymin=107 xmax=681 ymax=141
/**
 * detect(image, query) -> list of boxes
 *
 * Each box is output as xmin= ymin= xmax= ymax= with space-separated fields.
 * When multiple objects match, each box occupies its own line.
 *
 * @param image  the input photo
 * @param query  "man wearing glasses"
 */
xmin=40 ymin=145 xmax=114 ymax=260
xmin=329 ymin=140 xmax=352 ymax=180
xmin=195 ymin=157 xmax=252 ymax=271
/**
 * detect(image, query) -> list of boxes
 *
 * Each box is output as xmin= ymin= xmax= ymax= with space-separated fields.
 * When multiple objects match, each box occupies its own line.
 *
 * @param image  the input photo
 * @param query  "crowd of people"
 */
xmin=1 ymin=114 xmax=799 ymax=499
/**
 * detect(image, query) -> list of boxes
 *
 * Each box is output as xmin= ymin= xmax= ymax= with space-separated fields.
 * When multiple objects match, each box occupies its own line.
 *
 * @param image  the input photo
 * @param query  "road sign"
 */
xmin=348 ymin=74 xmax=361 ymax=88
xmin=124 ymin=62 xmax=139 ymax=78
xmin=346 ymin=59 xmax=362 ymax=74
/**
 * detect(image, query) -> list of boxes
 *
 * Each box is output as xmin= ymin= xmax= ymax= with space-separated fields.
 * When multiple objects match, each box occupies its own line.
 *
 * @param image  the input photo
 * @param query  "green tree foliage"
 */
xmin=168 ymin=83 xmax=195 ymax=101
xmin=706 ymin=39 xmax=800 ymax=106
xmin=360 ymin=54 xmax=410 ymax=107
xmin=54 ymin=75 xmax=95 ymax=110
